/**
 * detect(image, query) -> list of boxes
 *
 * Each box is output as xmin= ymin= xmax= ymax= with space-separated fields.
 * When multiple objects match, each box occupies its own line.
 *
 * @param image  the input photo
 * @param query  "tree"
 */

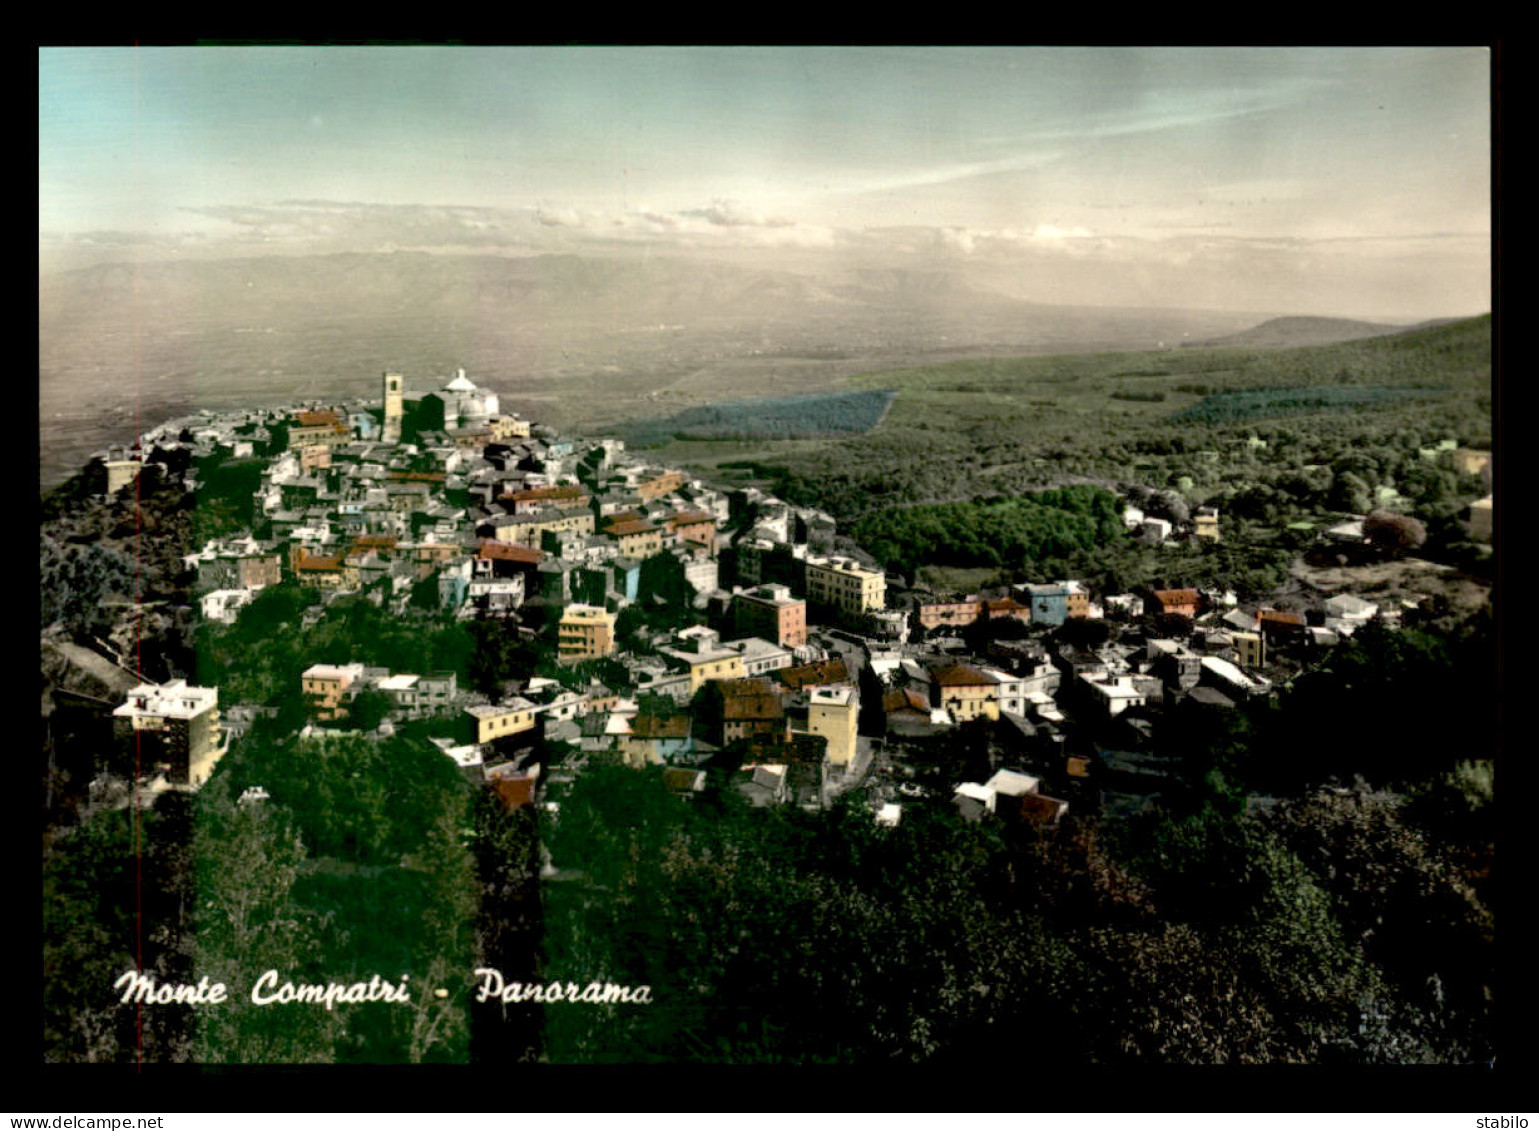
xmin=1055 ymin=616 xmax=1115 ymax=650
xmin=466 ymin=618 xmax=533 ymax=696
xmin=192 ymin=785 xmax=345 ymax=1063
xmin=1330 ymin=471 xmax=1374 ymax=514
xmin=42 ymin=804 xmax=196 ymax=1063
xmin=1264 ymin=791 xmax=1493 ymax=1062
xmin=1363 ymin=510 xmax=1427 ymax=556
xmin=341 ymin=688 xmax=395 ymax=732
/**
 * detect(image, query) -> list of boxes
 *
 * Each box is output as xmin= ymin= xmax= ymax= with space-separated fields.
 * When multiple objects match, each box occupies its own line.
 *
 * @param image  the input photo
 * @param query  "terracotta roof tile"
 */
xmin=478 ymin=540 xmax=545 ymax=564
xmin=775 ymin=659 xmax=849 ymax=690
xmin=631 ymin=712 xmax=691 ymax=740
xmin=719 ymin=678 xmax=785 ymax=721
xmin=933 ymin=663 xmax=989 ymax=687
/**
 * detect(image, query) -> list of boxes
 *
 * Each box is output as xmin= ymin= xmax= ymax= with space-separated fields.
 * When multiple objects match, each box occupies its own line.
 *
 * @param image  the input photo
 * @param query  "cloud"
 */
xmin=939 ymin=227 xmax=975 ymax=254
xmin=1029 ymin=223 xmax=1094 ymax=241
xmin=40 ymin=196 xmax=1488 ymax=321
xmin=535 ymin=207 xmax=584 ymax=228
xmin=152 ymin=198 xmax=842 ymax=258
xmin=686 ymin=199 xmax=795 ymax=228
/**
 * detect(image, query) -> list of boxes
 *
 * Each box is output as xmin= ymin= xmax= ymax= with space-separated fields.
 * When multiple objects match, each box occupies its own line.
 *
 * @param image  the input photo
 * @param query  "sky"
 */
xmin=38 ymin=46 xmax=1493 ymax=320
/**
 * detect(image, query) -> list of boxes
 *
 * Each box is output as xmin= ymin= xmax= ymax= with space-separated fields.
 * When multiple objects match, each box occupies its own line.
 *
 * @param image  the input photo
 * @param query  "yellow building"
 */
xmin=502 ymin=484 xmax=592 ymax=513
xmin=606 ymin=518 xmax=664 ymax=559
xmin=804 ymin=556 xmax=886 ymax=620
xmin=1451 ymin=448 xmax=1492 ymax=480
xmin=933 ymin=663 xmax=999 ymax=723
xmin=499 ymin=509 xmax=597 ymax=548
xmin=487 ymin=414 xmax=533 ymax=440
xmin=658 ymin=631 xmax=749 ymax=693
xmin=1232 ymin=631 xmax=1266 ymax=670
xmin=807 ymin=686 xmax=859 ymax=768
xmin=299 ymin=444 xmax=332 ymax=472
xmin=301 ymin=663 xmax=365 ymax=720
xmin=288 ymin=409 xmax=351 ymax=451
xmin=1193 ymin=507 xmax=1221 ymax=542
xmin=104 ymin=458 xmax=142 ymax=494
xmin=466 ymin=699 xmax=537 ymax=744
xmin=637 ymin=469 xmax=685 ymax=501
xmin=558 ymin=604 xmax=617 ymax=663
xmin=916 ymin=598 xmax=983 ymax=631
xmin=291 ymin=549 xmax=360 ymax=591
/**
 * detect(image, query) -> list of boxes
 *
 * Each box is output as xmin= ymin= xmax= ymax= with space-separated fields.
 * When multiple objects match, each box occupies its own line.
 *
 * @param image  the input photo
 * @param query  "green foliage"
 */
xmin=191 ymin=781 xmax=346 ymax=1063
xmin=189 ymin=456 xmax=265 ymax=545
xmin=1260 ymin=621 xmax=1495 ymax=791
xmin=852 ymin=485 xmax=1125 ymax=572
xmin=184 ymin=727 xmax=478 ymax=1063
xmin=465 ymin=617 xmax=547 ymax=695
xmin=1171 ymin=385 xmax=1443 ymax=425
xmin=537 ymin=762 xmax=1478 ymax=1064
xmin=1111 ymin=804 xmax=1277 ymax=924
xmin=40 ymin=534 xmax=139 ymax=632
xmin=195 ymin=586 xmax=477 ymax=707
xmin=1045 ymin=522 xmax=1291 ymax=603
xmin=1363 ymin=509 xmax=1428 ymax=555
xmin=621 ymin=389 xmax=896 ymax=447
xmin=335 ymin=688 xmax=394 ymax=732
xmin=541 ymin=775 xmax=1109 ymax=1064
xmin=685 ymin=317 xmax=1490 ymax=539
xmin=1099 ymin=803 xmax=1409 ymax=1060
xmin=217 ymin=730 xmax=466 ymax=866
xmin=43 ymin=805 xmax=196 ymax=1063
xmin=1264 ymin=792 xmax=1493 ymax=1061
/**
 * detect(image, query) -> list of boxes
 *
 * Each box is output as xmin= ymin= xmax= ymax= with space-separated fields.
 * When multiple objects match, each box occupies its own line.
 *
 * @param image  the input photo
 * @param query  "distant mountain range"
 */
xmin=40 ymin=250 xmax=1281 ymax=345
xmin=1183 ymin=315 xmax=1461 ymax=349
xmin=37 ymin=249 xmax=1480 ymax=492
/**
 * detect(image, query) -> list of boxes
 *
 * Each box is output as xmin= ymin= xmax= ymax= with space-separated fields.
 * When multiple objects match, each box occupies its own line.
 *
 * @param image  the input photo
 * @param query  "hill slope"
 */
xmin=1185 ymin=316 xmax=1414 ymax=349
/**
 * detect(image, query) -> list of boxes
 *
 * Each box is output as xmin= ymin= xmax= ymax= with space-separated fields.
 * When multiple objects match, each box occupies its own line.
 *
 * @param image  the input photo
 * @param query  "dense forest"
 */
xmin=851 ymin=485 xmax=1127 ymax=573
xmin=42 ymin=723 xmax=489 ymax=1064
xmin=529 ymin=596 xmax=1496 ymax=1065
xmin=538 ymin=735 xmax=1493 ymax=1064
xmin=620 ymin=388 xmax=895 ymax=447
xmin=701 ymin=317 xmax=1490 ymax=539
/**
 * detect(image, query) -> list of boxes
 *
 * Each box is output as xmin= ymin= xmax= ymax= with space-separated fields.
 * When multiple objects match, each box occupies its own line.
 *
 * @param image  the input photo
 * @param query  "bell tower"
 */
xmin=382 ymin=371 xmax=404 ymax=443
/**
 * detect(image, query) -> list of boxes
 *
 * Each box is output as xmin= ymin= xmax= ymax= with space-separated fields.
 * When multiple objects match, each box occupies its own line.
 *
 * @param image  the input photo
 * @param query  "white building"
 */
xmin=200 ymin=589 xmax=254 ymax=625
xmin=112 ymin=680 xmax=226 ymax=788
xmin=430 ymin=368 xmax=501 ymax=428
xmin=1081 ymin=674 xmax=1147 ymax=717
xmin=1322 ymin=593 xmax=1379 ymax=635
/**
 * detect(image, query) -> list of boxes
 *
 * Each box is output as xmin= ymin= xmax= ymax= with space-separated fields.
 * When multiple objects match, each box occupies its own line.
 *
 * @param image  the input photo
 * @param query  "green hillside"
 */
xmin=686 ymin=315 xmax=1491 ymax=526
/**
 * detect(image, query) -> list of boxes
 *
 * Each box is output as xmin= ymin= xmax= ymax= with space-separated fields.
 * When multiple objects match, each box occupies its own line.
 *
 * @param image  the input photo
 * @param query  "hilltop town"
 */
xmin=40 ymin=360 xmax=1497 ymax=1066
xmin=43 ymin=364 xmax=1494 ymax=827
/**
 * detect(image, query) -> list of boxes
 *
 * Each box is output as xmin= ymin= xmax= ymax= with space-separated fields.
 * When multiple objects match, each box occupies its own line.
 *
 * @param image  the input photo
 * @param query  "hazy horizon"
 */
xmin=40 ymin=46 xmax=1492 ymax=324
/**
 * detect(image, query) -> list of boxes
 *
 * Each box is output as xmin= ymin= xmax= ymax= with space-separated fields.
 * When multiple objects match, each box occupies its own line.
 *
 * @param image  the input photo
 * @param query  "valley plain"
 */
xmin=40 ymin=250 xmax=1304 ymax=491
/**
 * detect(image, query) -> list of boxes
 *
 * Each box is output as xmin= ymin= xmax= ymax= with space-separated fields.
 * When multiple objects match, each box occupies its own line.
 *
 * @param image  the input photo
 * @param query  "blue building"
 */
xmin=1017 ymin=580 xmax=1087 ymax=627
xmin=350 ymin=410 xmax=381 ymax=441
